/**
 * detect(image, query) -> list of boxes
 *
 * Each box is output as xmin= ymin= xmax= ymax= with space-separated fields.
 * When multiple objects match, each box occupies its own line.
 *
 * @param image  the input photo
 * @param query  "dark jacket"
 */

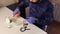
xmin=14 ymin=0 xmax=54 ymax=26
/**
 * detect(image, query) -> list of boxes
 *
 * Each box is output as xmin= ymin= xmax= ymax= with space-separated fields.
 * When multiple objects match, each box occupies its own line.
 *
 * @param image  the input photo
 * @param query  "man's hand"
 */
xmin=13 ymin=7 xmax=20 ymax=17
xmin=26 ymin=17 xmax=38 ymax=24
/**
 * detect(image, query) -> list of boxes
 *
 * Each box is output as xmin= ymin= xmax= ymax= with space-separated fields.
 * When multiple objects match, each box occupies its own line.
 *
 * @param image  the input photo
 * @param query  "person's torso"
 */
xmin=24 ymin=0 xmax=53 ymax=19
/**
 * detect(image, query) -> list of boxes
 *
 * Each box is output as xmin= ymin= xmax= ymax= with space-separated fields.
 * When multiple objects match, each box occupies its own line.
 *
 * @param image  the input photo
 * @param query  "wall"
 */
xmin=0 ymin=0 xmax=18 ymax=7
xmin=51 ymin=0 xmax=60 ymax=22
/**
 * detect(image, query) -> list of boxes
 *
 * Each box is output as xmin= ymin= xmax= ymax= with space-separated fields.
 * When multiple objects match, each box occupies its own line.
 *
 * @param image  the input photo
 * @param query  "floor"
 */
xmin=7 ymin=3 xmax=60 ymax=34
xmin=46 ymin=21 xmax=60 ymax=34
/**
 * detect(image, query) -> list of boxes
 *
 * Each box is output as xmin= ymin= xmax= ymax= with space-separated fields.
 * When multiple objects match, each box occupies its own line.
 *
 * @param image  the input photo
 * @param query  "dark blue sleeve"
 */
xmin=46 ymin=3 xmax=54 ymax=25
xmin=40 ymin=3 xmax=54 ymax=25
xmin=17 ymin=1 xmax=28 ymax=8
xmin=13 ymin=0 xmax=28 ymax=15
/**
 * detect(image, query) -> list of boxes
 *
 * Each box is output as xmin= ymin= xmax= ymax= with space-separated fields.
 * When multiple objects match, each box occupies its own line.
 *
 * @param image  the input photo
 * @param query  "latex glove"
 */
xmin=13 ymin=8 xmax=20 ymax=17
xmin=26 ymin=17 xmax=38 ymax=24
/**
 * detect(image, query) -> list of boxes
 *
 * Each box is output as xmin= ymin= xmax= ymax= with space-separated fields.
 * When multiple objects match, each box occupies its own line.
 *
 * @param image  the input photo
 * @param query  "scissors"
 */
xmin=20 ymin=23 xmax=30 ymax=32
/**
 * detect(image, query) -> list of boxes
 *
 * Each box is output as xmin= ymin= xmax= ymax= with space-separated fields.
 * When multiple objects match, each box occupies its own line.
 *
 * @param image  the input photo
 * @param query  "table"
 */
xmin=0 ymin=7 xmax=47 ymax=34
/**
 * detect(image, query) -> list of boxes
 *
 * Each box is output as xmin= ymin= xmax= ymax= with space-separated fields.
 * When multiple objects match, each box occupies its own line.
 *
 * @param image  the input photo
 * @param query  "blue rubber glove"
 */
xmin=26 ymin=17 xmax=38 ymax=24
xmin=13 ymin=7 xmax=20 ymax=16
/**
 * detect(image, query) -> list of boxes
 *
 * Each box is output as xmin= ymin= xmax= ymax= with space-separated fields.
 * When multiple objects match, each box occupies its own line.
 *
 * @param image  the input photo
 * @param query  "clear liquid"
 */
xmin=12 ymin=17 xmax=27 ymax=26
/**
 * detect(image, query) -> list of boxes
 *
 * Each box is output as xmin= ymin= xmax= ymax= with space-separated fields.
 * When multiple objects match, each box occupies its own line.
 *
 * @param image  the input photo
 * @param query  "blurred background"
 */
xmin=0 ymin=0 xmax=60 ymax=34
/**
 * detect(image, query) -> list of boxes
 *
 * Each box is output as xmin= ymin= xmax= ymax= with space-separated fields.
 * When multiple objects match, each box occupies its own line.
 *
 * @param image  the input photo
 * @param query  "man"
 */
xmin=13 ymin=0 xmax=54 ymax=31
